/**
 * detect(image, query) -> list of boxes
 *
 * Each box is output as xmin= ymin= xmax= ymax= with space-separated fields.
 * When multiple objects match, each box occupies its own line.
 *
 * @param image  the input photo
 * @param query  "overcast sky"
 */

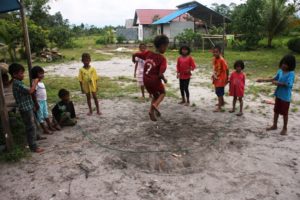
xmin=48 ymin=0 xmax=245 ymax=27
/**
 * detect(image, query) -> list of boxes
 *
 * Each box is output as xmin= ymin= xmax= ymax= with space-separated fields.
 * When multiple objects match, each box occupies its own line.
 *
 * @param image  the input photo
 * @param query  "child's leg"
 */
xmin=149 ymin=97 xmax=157 ymax=121
xmin=179 ymin=79 xmax=186 ymax=104
xmin=236 ymin=97 xmax=243 ymax=116
xmin=86 ymin=93 xmax=92 ymax=115
xmin=141 ymin=86 xmax=145 ymax=98
xmin=92 ymin=92 xmax=101 ymax=115
xmin=281 ymin=115 xmax=288 ymax=135
xmin=229 ymin=97 xmax=237 ymax=113
xmin=185 ymin=79 xmax=190 ymax=104
xmin=267 ymin=112 xmax=279 ymax=130
xmin=153 ymin=93 xmax=165 ymax=110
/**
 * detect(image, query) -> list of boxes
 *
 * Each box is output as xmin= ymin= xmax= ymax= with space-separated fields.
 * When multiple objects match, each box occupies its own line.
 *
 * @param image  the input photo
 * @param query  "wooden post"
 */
xmin=19 ymin=0 xmax=33 ymax=86
xmin=0 ymin=69 xmax=13 ymax=151
xmin=222 ymin=16 xmax=226 ymax=57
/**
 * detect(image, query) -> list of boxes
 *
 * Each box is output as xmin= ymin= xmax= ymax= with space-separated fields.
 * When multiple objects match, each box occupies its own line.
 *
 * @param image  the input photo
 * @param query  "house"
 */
xmin=133 ymin=9 xmax=190 ymax=41
xmin=116 ymin=19 xmax=138 ymax=42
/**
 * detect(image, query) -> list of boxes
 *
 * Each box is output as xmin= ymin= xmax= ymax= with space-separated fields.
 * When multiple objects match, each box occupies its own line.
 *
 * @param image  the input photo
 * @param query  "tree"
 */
xmin=211 ymin=3 xmax=236 ymax=17
xmin=231 ymin=0 xmax=265 ymax=49
xmin=262 ymin=0 xmax=296 ymax=47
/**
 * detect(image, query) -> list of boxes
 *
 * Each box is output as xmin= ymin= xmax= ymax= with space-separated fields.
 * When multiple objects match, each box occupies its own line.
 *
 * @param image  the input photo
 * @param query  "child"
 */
xmin=176 ymin=45 xmax=196 ymax=106
xmin=257 ymin=54 xmax=296 ymax=135
xmin=8 ymin=63 xmax=44 ymax=153
xmin=229 ymin=60 xmax=246 ymax=116
xmin=134 ymin=43 xmax=147 ymax=99
xmin=31 ymin=66 xmax=57 ymax=134
xmin=78 ymin=53 xmax=101 ymax=115
xmin=52 ymin=89 xmax=77 ymax=127
xmin=132 ymin=35 xmax=169 ymax=121
xmin=212 ymin=45 xmax=229 ymax=112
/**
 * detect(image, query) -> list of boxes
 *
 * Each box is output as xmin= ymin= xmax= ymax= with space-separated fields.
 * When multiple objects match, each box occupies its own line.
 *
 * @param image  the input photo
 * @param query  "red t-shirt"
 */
xmin=176 ymin=56 xmax=196 ymax=79
xmin=229 ymin=71 xmax=246 ymax=97
xmin=212 ymin=57 xmax=228 ymax=87
xmin=134 ymin=51 xmax=167 ymax=95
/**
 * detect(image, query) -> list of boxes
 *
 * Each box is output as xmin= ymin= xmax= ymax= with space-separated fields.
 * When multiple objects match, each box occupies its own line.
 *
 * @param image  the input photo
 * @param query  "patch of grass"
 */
xmin=291 ymin=107 xmax=299 ymax=113
xmin=246 ymin=84 xmax=273 ymax=97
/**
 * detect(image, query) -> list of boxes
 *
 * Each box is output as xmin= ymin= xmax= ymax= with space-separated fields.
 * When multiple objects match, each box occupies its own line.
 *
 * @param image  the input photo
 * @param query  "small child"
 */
xmin=52 ymin=89 xmax=77 ymax=127
xmin=78 ymin=53 xmax=101 ymax=115
xmin=134 ymin=43 xmax=147 ymax=99
xmin=257 ymin=54 xmax=296 ymax=135
xmin=132 ymin=35 xmax=169 ymax=121
xmin=212 ymin=45 xmax=229 ymax=112
xmin=229 ymin=60 xmax=246 ymax=116
xmin=8 ymin=63 xmax=44 ymax=153
xmin=31 ymin=66 xmax=57 ymax=134
xmin=176 ymin=45 xmax=196 ymax=106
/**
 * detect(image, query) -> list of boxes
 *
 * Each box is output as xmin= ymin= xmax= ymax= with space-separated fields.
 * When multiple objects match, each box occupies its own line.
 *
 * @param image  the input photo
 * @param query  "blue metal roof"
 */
xmin=0 ymin=0 xmax=21 ymax=13
xmin=153 ymin=4 xmax=197 ymax=25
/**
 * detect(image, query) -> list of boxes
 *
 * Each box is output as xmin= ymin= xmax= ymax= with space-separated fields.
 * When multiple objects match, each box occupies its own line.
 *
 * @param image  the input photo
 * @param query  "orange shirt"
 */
xmin=212 ymin=57 xmax=228 ymax=87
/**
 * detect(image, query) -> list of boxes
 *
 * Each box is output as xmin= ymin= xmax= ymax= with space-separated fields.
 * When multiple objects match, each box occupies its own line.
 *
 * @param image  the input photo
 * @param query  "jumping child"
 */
xmin=78 ymin=53 xmax=101 ymax=115
xmin=229 ymin=60 xmax=246 ymax=116
xmin=212 ymin=45 xmax=229 ymax=112
xmin=176 ymin=45 xmax=196 ymax=106
xmin=31 ymin=66 xmax=58 ymax=134
xmin=9 ymin=63 xmax=44 ymax=153
xmin=132 ymin=35 xmax=169 ymax=121
xmin=134 ymin=43 xmax=147 ymax=99
xmin=257 ymin=54 xmax=296 ymax=135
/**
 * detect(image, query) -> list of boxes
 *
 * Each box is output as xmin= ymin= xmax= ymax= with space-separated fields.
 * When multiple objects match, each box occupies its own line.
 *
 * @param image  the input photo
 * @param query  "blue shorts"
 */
xmin=215 ymin=87 xmax=225 ymax=97
xmin=36 ymin=100 xmax=49 ymax=123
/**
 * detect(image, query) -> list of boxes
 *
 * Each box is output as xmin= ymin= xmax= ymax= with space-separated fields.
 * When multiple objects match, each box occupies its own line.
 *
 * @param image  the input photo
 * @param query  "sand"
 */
xmin=0 ymin=58 xmax=300 ymax=200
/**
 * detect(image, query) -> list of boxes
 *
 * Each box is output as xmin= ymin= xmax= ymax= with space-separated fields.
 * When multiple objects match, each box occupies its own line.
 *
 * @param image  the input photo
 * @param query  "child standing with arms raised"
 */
xmin=134 ymin=43 xmax=147 ymax=99
xmin=132 ymin=35 xmax=169 ymax=121
xmin=212 ymin=45 xmax=229 ymax=112
xmin=257 ymin=55 xmax=296 ymax=135
xmin=78 ymin=53 xmax=101 ymax=115
xmin=176 ymin=45 xmax=196 ymax=106
xmin=229 ymin=60 xmax=246 ymax=116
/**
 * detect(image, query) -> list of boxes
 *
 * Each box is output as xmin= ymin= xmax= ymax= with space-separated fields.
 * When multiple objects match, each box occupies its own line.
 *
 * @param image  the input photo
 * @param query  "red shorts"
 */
xmin=144 ymin=78 xmax=165 ymax=98
xmin=274 ymin=98 xmax=290 ymax=115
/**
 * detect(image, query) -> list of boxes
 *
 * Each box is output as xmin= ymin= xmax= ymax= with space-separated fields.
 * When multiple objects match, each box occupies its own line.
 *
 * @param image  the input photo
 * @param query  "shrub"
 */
xmin=116 ymin=36 xmax=126 ymax=44
xmin=287 ymin=38 xmax=300 ymax=53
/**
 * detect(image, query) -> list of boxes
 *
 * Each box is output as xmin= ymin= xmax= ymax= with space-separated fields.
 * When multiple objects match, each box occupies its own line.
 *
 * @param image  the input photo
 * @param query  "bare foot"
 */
xmin=266 ymin=126 xmax=277 ymax=131
xmin=33 ymin=147 xmax=44 ymax=153
xmin=178 ymin=101 xmax=185 ymax=105
xmin=148 ymin=111 xmax=157 ymax=121
xmin=280 ymin=129 xmax=287 ymax=135
xmin=236 ymin=112 xmax=243 ymax=116
xmin=152 ymin=104 xmax=161 ymax=117
xmin=184 ymin=102 xmax=190 ymax=106
xmin=229 ymin=110 xmax=235 ymax=113
xmin=97 ymin=111 xmax=102 ymax=115
xmin=87 ymin=112 xmax=92 ymax=116
xmin=43 ymin=129 xmax=53 ymax=135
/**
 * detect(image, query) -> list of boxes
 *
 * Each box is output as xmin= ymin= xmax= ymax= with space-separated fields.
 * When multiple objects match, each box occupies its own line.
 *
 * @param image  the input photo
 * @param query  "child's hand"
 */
xmin=176 ymin=73 xmax=179 ymax=79
xmin=163 ymin=78 xmax=168 ymax=84
xmin=272 ymin=80 xmax=279 ymax=85
xmin=33 ymin=78 xmax=39 ymax=85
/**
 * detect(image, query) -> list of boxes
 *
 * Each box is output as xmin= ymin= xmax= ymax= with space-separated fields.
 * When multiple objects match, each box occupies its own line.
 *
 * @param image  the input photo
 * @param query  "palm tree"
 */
xmin=263 ymin=0 xmax=295 ymax=47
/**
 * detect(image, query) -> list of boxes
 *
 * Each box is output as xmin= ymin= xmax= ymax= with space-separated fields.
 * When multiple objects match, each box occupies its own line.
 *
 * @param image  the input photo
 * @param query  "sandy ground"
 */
xmin=0 ymin=58 xmax=300 ymax=200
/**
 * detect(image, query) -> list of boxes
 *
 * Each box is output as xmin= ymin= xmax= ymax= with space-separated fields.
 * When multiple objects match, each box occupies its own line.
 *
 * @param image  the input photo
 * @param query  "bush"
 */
xmin=175 ymin=29 xmax=202 ymax=48
xmin=287 ymin=38 xmax=300 ymax=53
xmin=48 ymin=25 xmax=74 ymax=48
xmin=116 ymin=36 xmax=126 ymax=44
xmin=96 ymin=36 xmax=108 ymax=45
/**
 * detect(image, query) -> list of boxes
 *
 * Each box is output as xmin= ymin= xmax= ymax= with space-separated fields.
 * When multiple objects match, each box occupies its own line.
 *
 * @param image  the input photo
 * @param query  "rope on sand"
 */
xmin=77 ymin=115 xmax=236 ymax=154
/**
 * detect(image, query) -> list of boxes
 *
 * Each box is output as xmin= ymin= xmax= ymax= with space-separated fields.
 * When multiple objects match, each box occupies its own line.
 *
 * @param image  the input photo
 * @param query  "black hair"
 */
xmin=58 ymin=89 xmax=70 ymax=98
xmin=153 ymin=35 xmax=169 ymax=49
xmin=179 ymin=45 xmax=191 ymax=55
xmin=213 ymin=45 xmax=222 ymax=53
xmin=82 ymin=53 xmax=91 ymax=60
xmin=279 ymin=54 xmax=296 ymax=71
xmin=31 ymin=66 xmax=44 ymax=79
xmin=8 ymin=63 xmax=25 ymax=77
xmin=234 ymin=60 xmax=245 ymax=70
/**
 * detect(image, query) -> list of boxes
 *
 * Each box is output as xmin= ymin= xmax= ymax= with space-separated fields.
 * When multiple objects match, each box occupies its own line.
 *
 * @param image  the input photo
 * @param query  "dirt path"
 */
xmin=0 ymin=58 xmax=300 ymax=200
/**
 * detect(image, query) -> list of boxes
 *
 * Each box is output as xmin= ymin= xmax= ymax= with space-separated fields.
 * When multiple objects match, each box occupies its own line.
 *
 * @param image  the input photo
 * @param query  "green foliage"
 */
xmin=287 ymin=37 xmax=300 ymax=53
xmin=117 ymin=35 xmax=126 ymax=44
xmin=231 ymin=0 xmax=265 ymax=49
xmin=95 ymin=28 xmax=116 ymax=45
xmin=27 ymin=20 xmax=48 ymax=53
xmin=48 ymin=26 xmax=74 ymax=48
xmin=211 ymin=3 xmax=237 ymax=17
xmin=176 ymin=29 xmax=201 ymax=48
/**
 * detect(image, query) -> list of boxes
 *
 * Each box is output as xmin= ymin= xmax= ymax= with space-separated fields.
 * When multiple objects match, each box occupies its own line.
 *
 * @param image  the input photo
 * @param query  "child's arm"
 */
xmin=134 ymin=62 xmax=138 ymax=78
xmin=79 ymin=82 xmax=84 ymax=94
xmin=159 ymin=74 xmax=167 ymax=84
xmin=256 ymin=78 xmax=274 ymax=83
xmin=31 ymin=92 xmax=40 ymax=111
xmin=28 ymin=79 xmax=39 ymax=94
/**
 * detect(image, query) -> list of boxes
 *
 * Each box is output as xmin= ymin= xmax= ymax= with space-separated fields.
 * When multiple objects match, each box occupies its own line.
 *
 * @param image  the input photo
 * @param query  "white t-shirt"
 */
xmin=36 ymin=82 xmax=47 ymax=101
